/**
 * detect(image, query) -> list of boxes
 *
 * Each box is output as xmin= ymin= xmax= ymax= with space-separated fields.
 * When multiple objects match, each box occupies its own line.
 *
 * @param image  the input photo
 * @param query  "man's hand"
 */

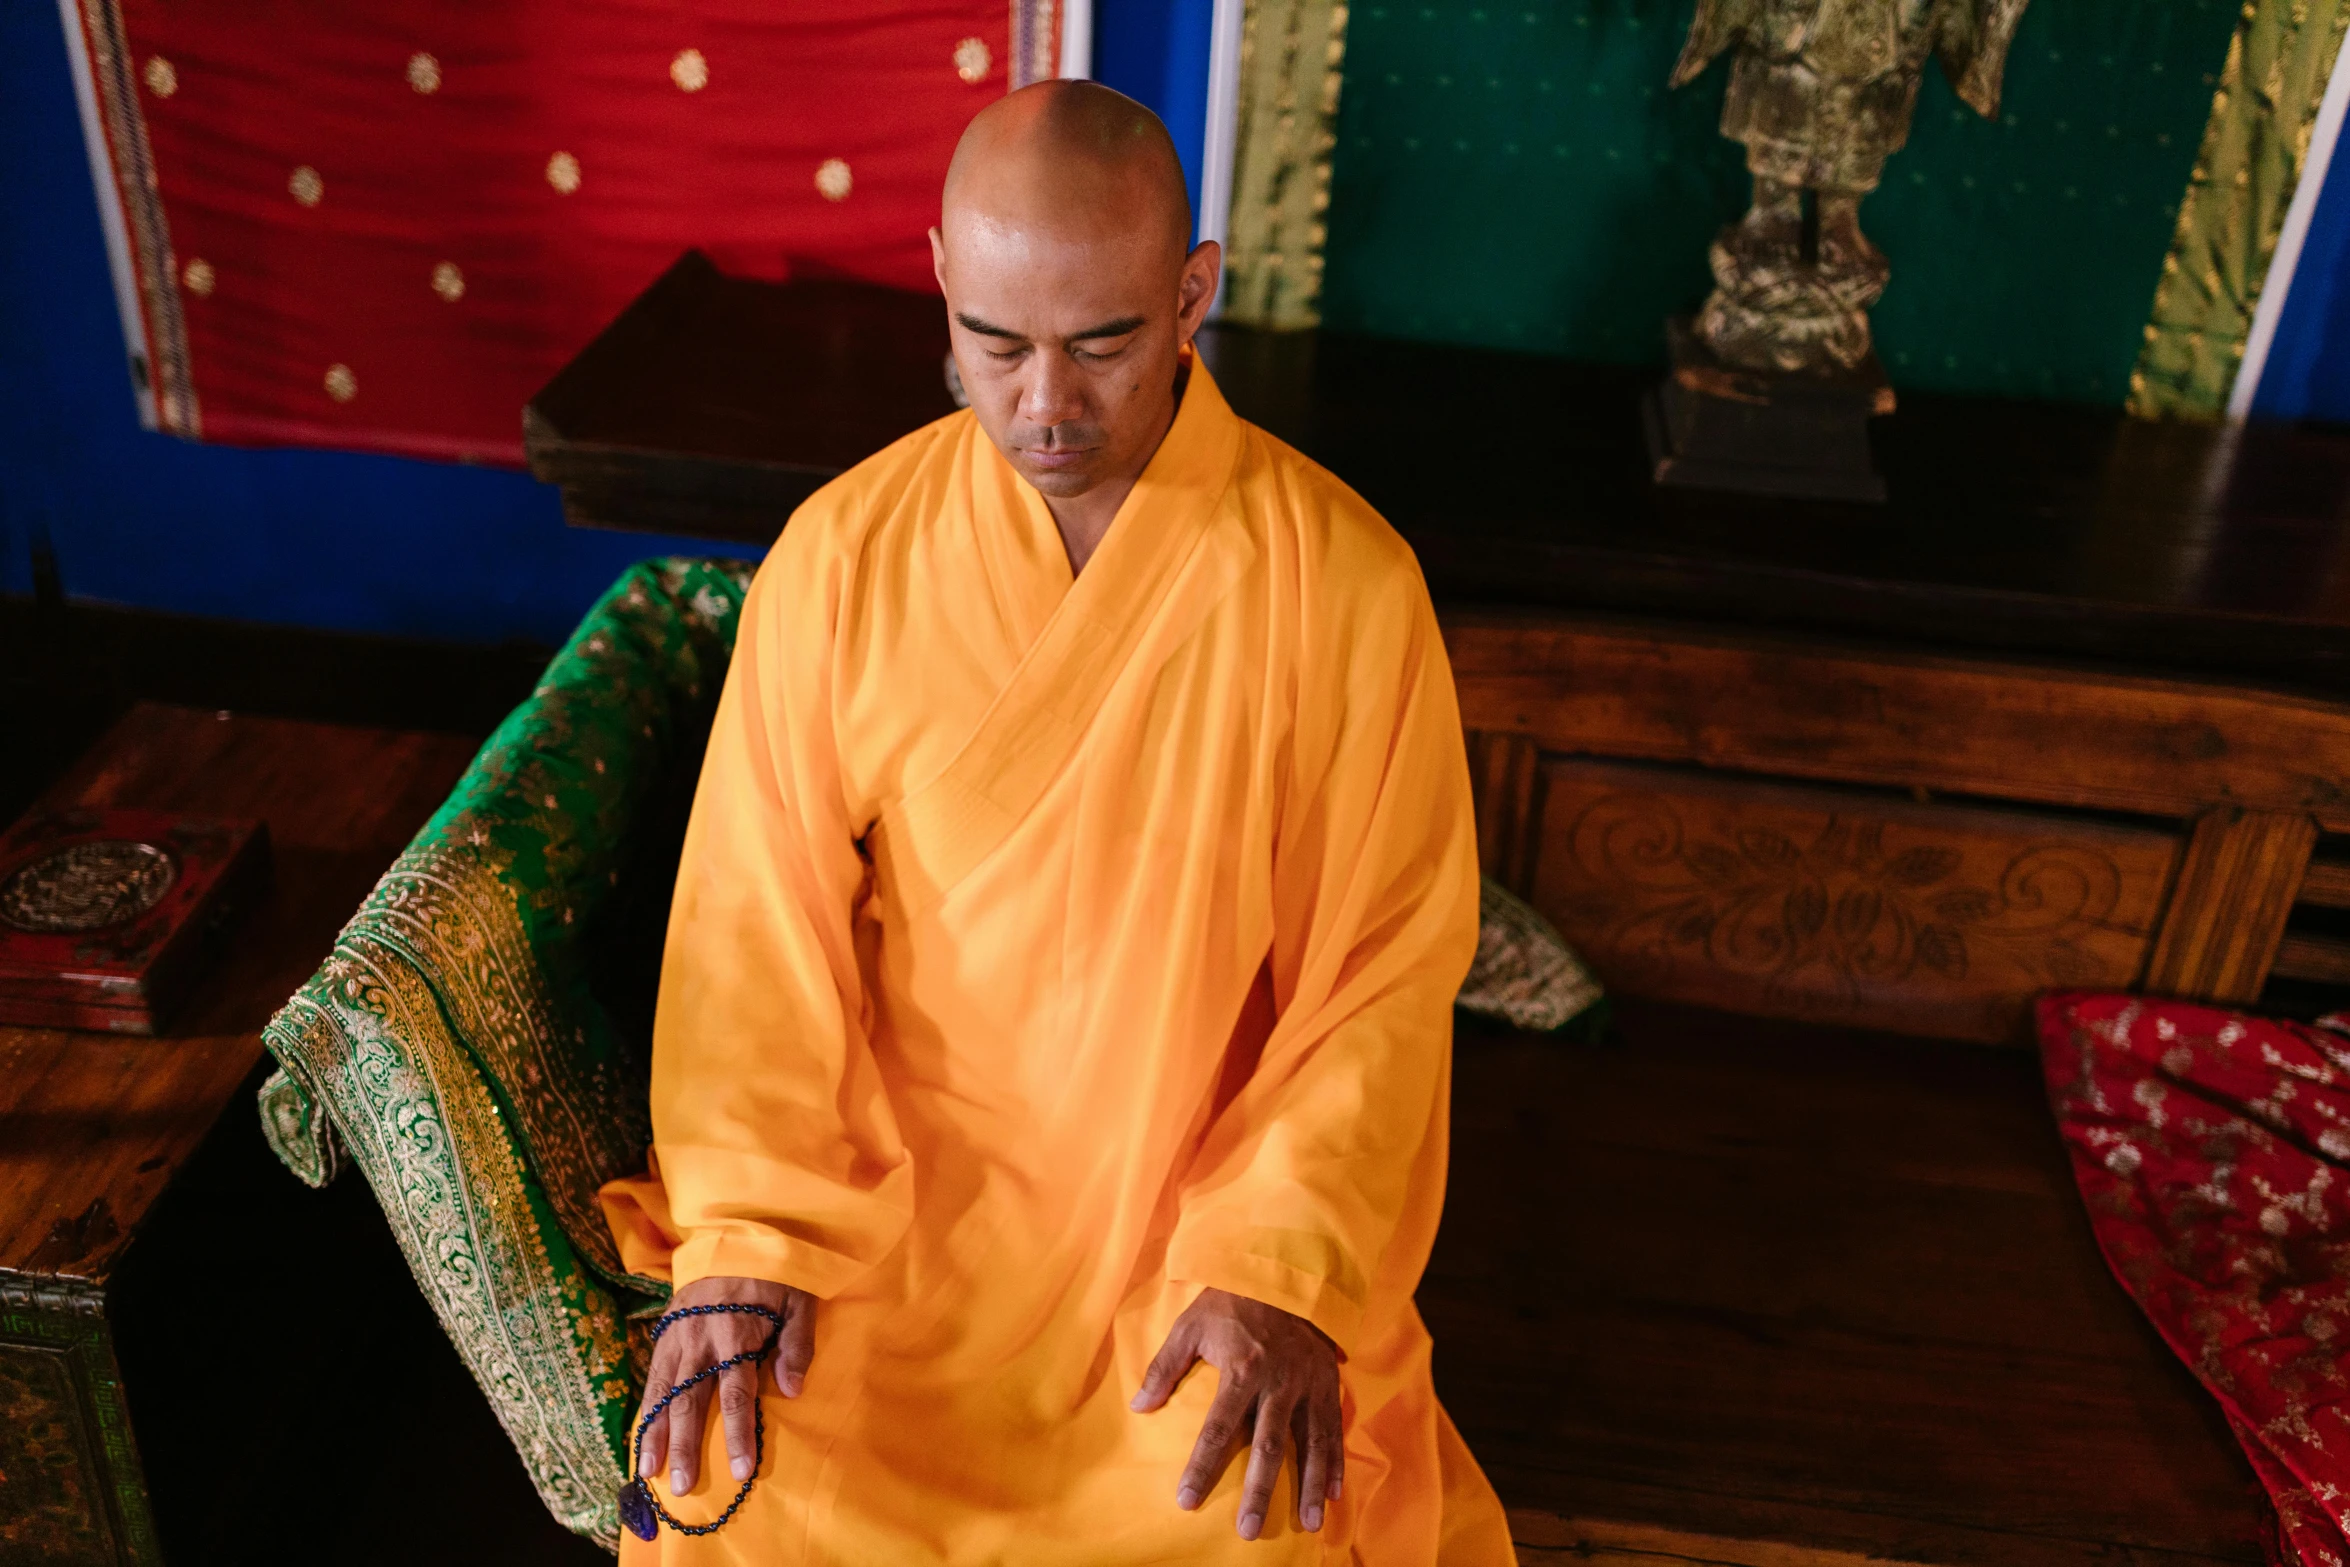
xmin=1130 ymin=1287 xmax=1343 ymax=1540
xmin=636 ymin=1276 xmax=817 ymax=1498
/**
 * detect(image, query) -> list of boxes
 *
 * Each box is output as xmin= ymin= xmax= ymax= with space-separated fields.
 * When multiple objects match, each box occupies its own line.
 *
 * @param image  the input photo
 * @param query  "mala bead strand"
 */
xmin=619 ymin=1302 xmax=787 ymax=1542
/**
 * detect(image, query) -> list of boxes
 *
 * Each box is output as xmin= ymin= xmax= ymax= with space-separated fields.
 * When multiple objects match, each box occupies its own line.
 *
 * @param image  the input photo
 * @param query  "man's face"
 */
xmin=932 ymin=208 xmax=1219 ymax=501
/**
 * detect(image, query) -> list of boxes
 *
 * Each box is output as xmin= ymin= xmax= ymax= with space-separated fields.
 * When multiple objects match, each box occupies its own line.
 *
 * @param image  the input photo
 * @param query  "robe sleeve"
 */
xmin=1163 ymin=529 xmax=1481 ymax=1353
xmin=649 ymin=520 xmax=914 ymax=1297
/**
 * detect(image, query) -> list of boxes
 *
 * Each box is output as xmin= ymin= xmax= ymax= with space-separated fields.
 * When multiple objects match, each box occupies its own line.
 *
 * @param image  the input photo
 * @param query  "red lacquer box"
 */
xmin=0 ymin=809 xmax=272 ymax=1034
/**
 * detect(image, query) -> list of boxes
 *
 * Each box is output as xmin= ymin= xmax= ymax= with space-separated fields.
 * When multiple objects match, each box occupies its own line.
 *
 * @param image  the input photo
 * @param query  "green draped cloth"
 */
xmin=256 ymin=554 xmax=1599 ymax=1549
xmin=259 ymin=558 xmax=751 ymax=1546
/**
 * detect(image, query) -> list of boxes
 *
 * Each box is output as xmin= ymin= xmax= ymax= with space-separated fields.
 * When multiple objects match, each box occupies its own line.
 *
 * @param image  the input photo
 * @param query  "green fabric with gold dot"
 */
xmin=258 ymin=557 xmax=751 ymax=1549
xmin=1322 ymin=0 xmax=2237 ymax=405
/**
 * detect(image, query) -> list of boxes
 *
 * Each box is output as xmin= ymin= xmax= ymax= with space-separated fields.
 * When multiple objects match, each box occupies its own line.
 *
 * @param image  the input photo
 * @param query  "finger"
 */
xmin=636 ymin=1339 xmax=682 ymax=1474
xmin=1176 ymin=1375 xmax=1254 ymax=1512
xmin=636 ymin=1383 xmax=669 ymax=1477
xmin=1326 ymin=1380 xmax=1346 ymax=1500
xmin=775 ymin=1298 xmax=816 ymax=1398
xmin=666 ymin=1377 xmax=710 ymax=1495
xmin=1131 ymin=1318 xmax=1199 ymax=1413
xmin=1235 ymin=1391 xmax=1294 ymax=1541
xmin=1297 ymin=1396 xmax=1334 ymax=1531
xmin=720 ymin=1359 xmax=759 ymax=1482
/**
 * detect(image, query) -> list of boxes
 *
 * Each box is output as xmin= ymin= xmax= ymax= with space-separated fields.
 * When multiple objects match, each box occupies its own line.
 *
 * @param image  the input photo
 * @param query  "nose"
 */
xmin=1020 ymin=348 xmax=1088 ymax=432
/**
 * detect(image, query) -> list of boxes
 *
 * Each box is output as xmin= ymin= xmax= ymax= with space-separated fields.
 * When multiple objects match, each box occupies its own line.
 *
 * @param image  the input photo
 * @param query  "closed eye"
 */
xmin=1067 ymin=316 xmax=1147 ymax=358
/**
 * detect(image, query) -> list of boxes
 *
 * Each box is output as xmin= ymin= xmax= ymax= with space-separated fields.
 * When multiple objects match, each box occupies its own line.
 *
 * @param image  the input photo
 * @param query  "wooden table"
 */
xmin=523 ymin=252 xmax=2350 ymax=696
xmin=0 ymin=706 xmax=475 ymax=1567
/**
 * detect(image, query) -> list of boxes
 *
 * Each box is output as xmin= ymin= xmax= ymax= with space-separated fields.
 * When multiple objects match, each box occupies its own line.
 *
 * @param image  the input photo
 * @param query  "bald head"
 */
xmin=930 ymin=82 xmax=1221 ymax=540
xmin=943 ymin=80 xmax=1192 ymax=259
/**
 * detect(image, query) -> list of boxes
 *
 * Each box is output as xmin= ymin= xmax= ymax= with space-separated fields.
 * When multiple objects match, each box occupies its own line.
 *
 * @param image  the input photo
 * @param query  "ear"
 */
xmin=1175 ymin=240 xmax=1222 ymax=345
xmin=929 ymin=226 xmax=948 ymax=294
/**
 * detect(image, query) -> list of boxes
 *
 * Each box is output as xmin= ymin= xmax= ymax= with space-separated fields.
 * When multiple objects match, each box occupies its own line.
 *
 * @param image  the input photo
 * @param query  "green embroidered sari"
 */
xmin=260 ymin=558 xmax=749 ymax=1546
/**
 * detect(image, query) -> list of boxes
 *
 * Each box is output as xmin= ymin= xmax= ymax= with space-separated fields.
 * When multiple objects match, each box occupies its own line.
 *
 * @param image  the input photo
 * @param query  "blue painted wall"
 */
xmin=1094 ymin=0 xmax=1216 ymax=242
xmin=0 ymin=0 xmax=753 ymax=646
xmin=2252 ymin=132 xmax=2350 ymax=424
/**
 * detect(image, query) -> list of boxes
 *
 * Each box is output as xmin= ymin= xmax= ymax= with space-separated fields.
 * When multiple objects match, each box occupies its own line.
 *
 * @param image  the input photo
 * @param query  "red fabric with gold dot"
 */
xmin=83 ymin=0 xmax=1035 ymax=460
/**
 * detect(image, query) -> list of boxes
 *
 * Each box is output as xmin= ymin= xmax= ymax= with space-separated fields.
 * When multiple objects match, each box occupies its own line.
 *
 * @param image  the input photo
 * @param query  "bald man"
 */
xmin=599 ymin=81 xmax=1513 ymax=1564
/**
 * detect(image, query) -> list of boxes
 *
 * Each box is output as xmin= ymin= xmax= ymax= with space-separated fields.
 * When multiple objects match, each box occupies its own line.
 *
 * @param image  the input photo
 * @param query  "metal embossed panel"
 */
xmin=1528 ymin=759 xmax=2183 ymax=1043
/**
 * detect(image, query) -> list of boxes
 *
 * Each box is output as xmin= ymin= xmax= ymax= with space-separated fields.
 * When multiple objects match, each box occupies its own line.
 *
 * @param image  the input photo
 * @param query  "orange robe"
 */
xmin=601 ymin=356 xmax=1513 ymax=1565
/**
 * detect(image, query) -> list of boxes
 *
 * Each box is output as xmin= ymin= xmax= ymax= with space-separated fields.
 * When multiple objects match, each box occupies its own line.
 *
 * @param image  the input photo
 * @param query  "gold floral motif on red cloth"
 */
xmin=2042 ymin=992 xmax=2350 ymax=1566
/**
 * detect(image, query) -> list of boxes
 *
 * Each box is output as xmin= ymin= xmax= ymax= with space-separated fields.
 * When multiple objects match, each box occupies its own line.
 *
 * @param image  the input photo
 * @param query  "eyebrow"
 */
xmin=954 ymin=313 xmax=1148 ymax=346
xmin=1068 ymin=316 xmax=1146 ymax=343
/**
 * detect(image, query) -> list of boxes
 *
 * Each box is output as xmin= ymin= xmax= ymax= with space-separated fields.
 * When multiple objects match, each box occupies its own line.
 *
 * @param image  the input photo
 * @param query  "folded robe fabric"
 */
xmin=2039 ymin=992 xmax=2350 ymax=1567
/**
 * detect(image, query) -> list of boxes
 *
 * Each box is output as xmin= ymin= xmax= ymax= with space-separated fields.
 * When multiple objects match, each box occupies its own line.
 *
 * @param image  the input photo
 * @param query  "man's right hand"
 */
xmin=636 ymin=1276 xmax=817 ymax=1497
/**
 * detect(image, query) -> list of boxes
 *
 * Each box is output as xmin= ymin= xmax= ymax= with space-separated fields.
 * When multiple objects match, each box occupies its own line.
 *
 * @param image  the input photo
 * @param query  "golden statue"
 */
xmin=1671 ymin=0 xmax=2031 ymax=375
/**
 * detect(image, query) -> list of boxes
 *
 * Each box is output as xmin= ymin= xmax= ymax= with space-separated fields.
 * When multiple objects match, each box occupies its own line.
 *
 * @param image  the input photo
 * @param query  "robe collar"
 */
xmin=967 ymin=346 xmax=1245 ymax=651
xmin=878 ymin=351 xmax=1254 ymax=919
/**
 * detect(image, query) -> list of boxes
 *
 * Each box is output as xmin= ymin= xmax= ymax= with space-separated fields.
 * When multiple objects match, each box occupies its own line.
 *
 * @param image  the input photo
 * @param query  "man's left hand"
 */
xmin=1130 ymin=1286 xmax=1343 ymax=1540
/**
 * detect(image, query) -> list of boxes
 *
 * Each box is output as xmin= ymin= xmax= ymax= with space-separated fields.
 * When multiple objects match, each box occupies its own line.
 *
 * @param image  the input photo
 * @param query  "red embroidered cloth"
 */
xmin=2040 ymin=992 xmax=2350 ymax=1567
xmin=66 ymin=0 xmax=1060 ymax=462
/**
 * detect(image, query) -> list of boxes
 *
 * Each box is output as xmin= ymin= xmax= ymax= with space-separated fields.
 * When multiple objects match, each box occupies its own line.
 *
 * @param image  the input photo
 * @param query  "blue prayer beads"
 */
xmin=619 ymin=1302 xmax=786 ymax=1542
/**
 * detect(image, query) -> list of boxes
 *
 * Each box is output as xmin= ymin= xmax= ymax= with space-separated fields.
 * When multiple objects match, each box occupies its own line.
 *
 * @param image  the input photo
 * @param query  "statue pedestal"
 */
xmin=1644 ymin=319 xmax=1895 ymax=504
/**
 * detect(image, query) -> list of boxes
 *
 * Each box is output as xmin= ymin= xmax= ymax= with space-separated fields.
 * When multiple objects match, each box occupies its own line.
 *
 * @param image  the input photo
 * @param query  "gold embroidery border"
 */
xmin=1011 ymin=0 xmax=1062 ymax=88
xmin=268 ymin=944 xmax=631 ymax=1546
xmin=68 ymin=0 xmax=198 ymax=435
xmin=2129 ymin=0 xmax=2350 ymax=419
xmin=1222 ymin=0 xmax=1351 ymax=330
xmin=365 ymin=843 xmax=650 ymax=1289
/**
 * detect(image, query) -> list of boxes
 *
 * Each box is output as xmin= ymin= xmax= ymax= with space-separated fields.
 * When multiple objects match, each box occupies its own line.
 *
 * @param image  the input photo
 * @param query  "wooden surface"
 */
xmin=524 ymin=254 xmax=2350 ymax=693
xmin=2143 ymin=807 xmax=2320 ymax=1002
xmin=1525 ymin=760 xmax=2180 ymax=1042
xmin=524 ymin=251 xmax=957 ymax=539
xmin=1451 ymin=614 xmax=2350 ymax=1030
xmin=0 ymin=705 xmax=476 ymax=1286
xmin=1468 ymin=729 xmax=1542 ymax=895
xmin=1210 ymin=328 xmax=2350 ymax=695
xmin=1445 ymin=613 xmax=2350 ymax=833
xmin=2296 ymin=859 xmax=2350 ymax=910
xmin=2273 ymin=932 xmax=2350 ymax=986
xmin=1438 ymin=999 xmax=2266 ymax=1567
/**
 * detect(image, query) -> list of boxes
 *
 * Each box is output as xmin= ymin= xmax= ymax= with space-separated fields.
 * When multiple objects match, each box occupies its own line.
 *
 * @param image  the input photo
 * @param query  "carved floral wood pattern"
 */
xmin=1526 ymin=760 xmax=2184 ymax=1042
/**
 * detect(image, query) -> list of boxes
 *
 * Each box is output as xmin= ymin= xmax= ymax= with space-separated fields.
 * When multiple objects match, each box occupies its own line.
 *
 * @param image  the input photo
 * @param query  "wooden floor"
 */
xmin=1434 ymin=1000 xmax=2264 ymax=1567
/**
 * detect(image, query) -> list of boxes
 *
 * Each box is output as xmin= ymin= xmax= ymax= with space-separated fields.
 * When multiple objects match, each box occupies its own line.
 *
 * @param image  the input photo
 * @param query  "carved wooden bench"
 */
xmin=1449 ymin=610 xmax=2348 ymax=1044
